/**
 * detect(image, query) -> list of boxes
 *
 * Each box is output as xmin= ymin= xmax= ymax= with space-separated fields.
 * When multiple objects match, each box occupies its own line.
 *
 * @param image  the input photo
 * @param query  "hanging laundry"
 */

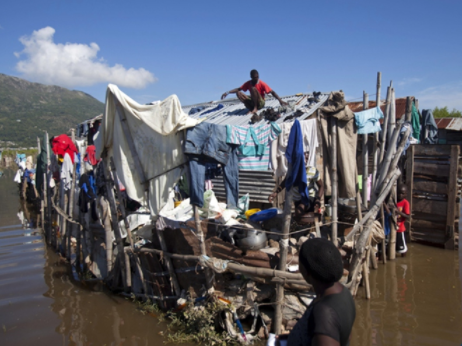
xmin=61 ymin=153 xmax=73 ymax=191
xmin=227 ymin=122 xmax=281 ymax=171
xmin=354 ymin=107 xmax=384 ymax=134
xmin=421 ymin=109 xmax=439 ymax=144
xmin=285 ymin=119 xmax=310 ymax=204
xmin=84 ymin=145 xmax=99 ymax=166
xmin=398 ymin=122 xmax=413 ymax=155
xmin=52 ymin=134 xmax=78 ymax=164
xmin=319 ymin=91 xmax=357 ymax=198
xmin=35 ymin=132 xmax=51 ymax=193
xmin=270 ymin=118 xmax=318 ymax=179
xmin=185 ymin=122 xmax=239 ymax=208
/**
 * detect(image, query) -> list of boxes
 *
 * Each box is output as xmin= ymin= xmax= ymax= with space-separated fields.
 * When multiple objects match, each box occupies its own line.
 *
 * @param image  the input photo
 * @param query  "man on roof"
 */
xmin=221 ymin=69 xmax=288 ymax=114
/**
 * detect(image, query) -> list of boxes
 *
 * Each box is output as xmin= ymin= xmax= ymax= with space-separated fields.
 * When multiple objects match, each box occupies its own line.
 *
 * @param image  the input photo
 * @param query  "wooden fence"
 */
xmin=406 ymin=144 xmax=460 ymax=249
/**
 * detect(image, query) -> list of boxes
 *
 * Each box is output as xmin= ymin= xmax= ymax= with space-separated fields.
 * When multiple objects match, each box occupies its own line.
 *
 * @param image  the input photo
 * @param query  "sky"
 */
xmin=1 ymin=0 xmax=461 ymax=110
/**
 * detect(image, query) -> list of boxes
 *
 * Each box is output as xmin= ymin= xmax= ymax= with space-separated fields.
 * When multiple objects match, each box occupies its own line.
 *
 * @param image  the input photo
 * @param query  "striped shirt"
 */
xmin=227 ymin=123 xmax=281 ymax=170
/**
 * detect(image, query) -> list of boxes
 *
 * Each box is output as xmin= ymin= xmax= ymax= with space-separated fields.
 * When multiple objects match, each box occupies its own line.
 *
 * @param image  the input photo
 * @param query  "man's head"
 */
xmin=250 ymin=69 xmax=259 ymax=85
xmin=298 ymin=238 xmax=343 ymax=285
xmin=398 ymin=185 xmax=407 ymax=202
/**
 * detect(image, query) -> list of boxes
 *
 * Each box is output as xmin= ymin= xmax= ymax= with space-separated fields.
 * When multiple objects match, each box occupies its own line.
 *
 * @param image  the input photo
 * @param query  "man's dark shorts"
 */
xmin=244 ymin=96 xmax=265 ymax=110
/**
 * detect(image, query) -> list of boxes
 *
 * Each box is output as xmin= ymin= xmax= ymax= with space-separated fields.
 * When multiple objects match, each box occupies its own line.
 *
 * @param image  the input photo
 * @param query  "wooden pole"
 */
xmin=193 ymin=205 xmax=213 ymax=290
xmin=380 ymin=206 xmax=386 ymax=265
xmin=42 ymin=173 xmax=47 ymax=234
xmin=405 ymin=97 xmax=413 ymax=122
xmin=388 ymin=212 xmax=397 ymax=260
xmin=372 ymin=72 xmax=382 ymax=190
xmin=388 ymin=88 xmax=396 ymax=144
xmin=331 ymin=116 xmax=338 ymax=246
xmin=68 ymin=129 xmax=77 ymax=263
xmin=37 ymin=137 xmax=41 ymax=157
xmin=379 ymin=86 xmax=391 ymax=164
xmin=371 ymin=126 xmax=401 ymax=204
xmin=101 ymin=159 xmax=128 ymax=291
xmin=274 ymin=187 xmax=293 ymax=334
xmin=45 ymin=132 xmax=53 ymax=246
xmin=348 ymin=169 xmax=401 ymax=282
xmin=362 ymin=92 xmax=369 ymax=208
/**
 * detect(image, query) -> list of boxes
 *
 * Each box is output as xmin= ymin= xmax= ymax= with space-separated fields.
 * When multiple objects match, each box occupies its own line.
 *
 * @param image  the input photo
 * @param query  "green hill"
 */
xmin=0 ymin=73 xmax=104 ymax=147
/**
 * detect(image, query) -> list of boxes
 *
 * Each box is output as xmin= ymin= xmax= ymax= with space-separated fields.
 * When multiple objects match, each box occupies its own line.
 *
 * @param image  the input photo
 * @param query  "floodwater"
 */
xmin=0 ymin=167 xmax=462 ymax=345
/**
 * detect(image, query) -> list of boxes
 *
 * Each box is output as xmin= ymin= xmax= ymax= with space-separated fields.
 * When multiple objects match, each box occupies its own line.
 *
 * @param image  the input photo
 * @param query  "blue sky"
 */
xmin=1 ymin=0 xmax=461 ymax=110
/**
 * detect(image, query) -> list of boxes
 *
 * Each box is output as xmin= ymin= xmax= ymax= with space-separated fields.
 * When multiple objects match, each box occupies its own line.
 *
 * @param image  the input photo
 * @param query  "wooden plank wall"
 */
xmin=406 ymin=145 xmax=460 ymax=249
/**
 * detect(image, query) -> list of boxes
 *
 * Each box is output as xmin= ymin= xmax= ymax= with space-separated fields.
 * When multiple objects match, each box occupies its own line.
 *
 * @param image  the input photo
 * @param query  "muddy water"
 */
xmin=1 ymin=167 xmax=462 ymax=345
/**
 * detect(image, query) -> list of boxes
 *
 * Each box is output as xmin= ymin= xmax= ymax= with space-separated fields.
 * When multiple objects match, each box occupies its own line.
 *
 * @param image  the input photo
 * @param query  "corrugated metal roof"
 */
xmin=435 ymin=117 xmax=462 ymax=131
xmin=182 ymin=93 xmax=329 ymax=126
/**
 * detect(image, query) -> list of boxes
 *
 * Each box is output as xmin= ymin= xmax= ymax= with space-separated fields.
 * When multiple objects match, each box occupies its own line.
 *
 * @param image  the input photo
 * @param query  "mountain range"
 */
xmin=0 ymin=73 xmax=104 ymax=148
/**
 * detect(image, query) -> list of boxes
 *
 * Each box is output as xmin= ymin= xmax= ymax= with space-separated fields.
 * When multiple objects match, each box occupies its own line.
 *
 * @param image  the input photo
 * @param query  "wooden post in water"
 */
xmin=362 ymin=92 xmax=369 ymax=208
xmin=274 ymin=186 xmax=293 ymax=335
xmin=331 ymin=116 xmax=338 ymax=247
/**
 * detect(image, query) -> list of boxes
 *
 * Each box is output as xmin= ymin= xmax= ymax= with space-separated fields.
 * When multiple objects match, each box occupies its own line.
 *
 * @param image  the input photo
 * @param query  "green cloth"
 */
xmin=36 ymin=133 xmax=51 ymax=193
xmin=411 ymin=103 xmax=421 ymax=141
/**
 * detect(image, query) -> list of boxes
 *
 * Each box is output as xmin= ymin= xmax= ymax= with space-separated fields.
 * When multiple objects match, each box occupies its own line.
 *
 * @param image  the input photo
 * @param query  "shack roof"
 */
xmin=348 ymin=98 xmax=408 ymax=119
xmin=435 ymin=117 xmax=462 ymax=131
xmin=182 ymin=93 xmax=330 ymax=126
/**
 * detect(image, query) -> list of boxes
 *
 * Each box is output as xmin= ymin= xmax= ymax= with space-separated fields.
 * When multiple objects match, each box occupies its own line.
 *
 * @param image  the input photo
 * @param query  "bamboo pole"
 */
xmin=274 ymin=187 xmax=293 ymax=335
xmin=372 ymin=72 xmax=381 ymax=190
xmin=345 ymin=168 xmax=401 ymax=243
xmin=193 ymin=205 xmax=213 ymax=290
xmin=388 ymin=212 xmax=397 ymax=260
xmin=362 ymin=92 xmax=369 ymax=208
xmin=388 ymin=88 xmax=396 ymax=144
xmin=331 ymin=116 xmax=338 ymax=246
xmin=378 ymin=86 xmax=391 ymax=265
xmin=348 ymin=169 xmax=401 ymax=279
xmin=379 ymin=86 xmax=391 ymax=164
xmin=375 ymin=127 xmax=411 ymax=199
xmin=371 ymin=126 xmax=401 ymax=204
xmin=380 ymin=206 xmax=386 ymax=265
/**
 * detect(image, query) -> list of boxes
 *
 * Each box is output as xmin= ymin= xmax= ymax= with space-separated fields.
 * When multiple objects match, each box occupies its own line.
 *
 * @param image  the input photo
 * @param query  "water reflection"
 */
xmin=41 ymin=246 xmax=170 ymax=346
xmin=351 ymin=244 xmax=462 ymax=346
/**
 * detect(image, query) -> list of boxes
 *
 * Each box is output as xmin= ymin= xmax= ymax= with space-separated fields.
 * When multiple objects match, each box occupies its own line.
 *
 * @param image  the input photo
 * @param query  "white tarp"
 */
xmin=95 ymin=84 xmax=201 ymax=217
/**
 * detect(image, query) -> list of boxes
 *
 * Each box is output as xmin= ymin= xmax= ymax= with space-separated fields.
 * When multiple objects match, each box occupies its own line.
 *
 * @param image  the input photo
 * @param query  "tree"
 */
xmin=433 ymin=106 xmax=462 ymax=118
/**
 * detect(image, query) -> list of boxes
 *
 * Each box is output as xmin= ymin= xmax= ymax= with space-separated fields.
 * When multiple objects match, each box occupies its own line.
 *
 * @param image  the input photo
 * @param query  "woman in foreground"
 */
xmin=280 ymin=238 xmax=356 ymax=346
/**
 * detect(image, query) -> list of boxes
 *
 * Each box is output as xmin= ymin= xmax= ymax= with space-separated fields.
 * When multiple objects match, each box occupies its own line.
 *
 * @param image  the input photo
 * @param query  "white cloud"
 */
xmin=417 ymin=82 xmax=462 ymax=111
xmin=397 ymin=77 xmax=422 ymax=87
xmin=14 ymin=27 xmax=155 ymax=89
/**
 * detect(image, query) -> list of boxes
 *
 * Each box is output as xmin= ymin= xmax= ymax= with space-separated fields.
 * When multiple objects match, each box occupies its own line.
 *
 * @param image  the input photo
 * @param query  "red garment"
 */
xmin=84 ymin=145 xmax=99 ymax=165
xmin=396 ymin=199 xmax=410 ymax=233
xmin=52 ymin=134 xmax=78 ymax=163
xmin=240 ymin=80 xmax=272 ymax=99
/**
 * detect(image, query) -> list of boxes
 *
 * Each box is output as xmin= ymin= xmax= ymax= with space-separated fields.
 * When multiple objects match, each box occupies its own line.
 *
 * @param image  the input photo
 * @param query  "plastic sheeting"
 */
xmin=95 ymin=84 xmax=201 ymax=217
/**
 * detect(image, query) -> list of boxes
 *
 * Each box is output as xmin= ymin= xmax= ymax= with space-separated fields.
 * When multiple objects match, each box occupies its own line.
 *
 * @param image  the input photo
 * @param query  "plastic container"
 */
xmin=245 ymin=208 xmax=261 ymax=219
xmin=249 ymin=208 xmax=278 ymax=222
